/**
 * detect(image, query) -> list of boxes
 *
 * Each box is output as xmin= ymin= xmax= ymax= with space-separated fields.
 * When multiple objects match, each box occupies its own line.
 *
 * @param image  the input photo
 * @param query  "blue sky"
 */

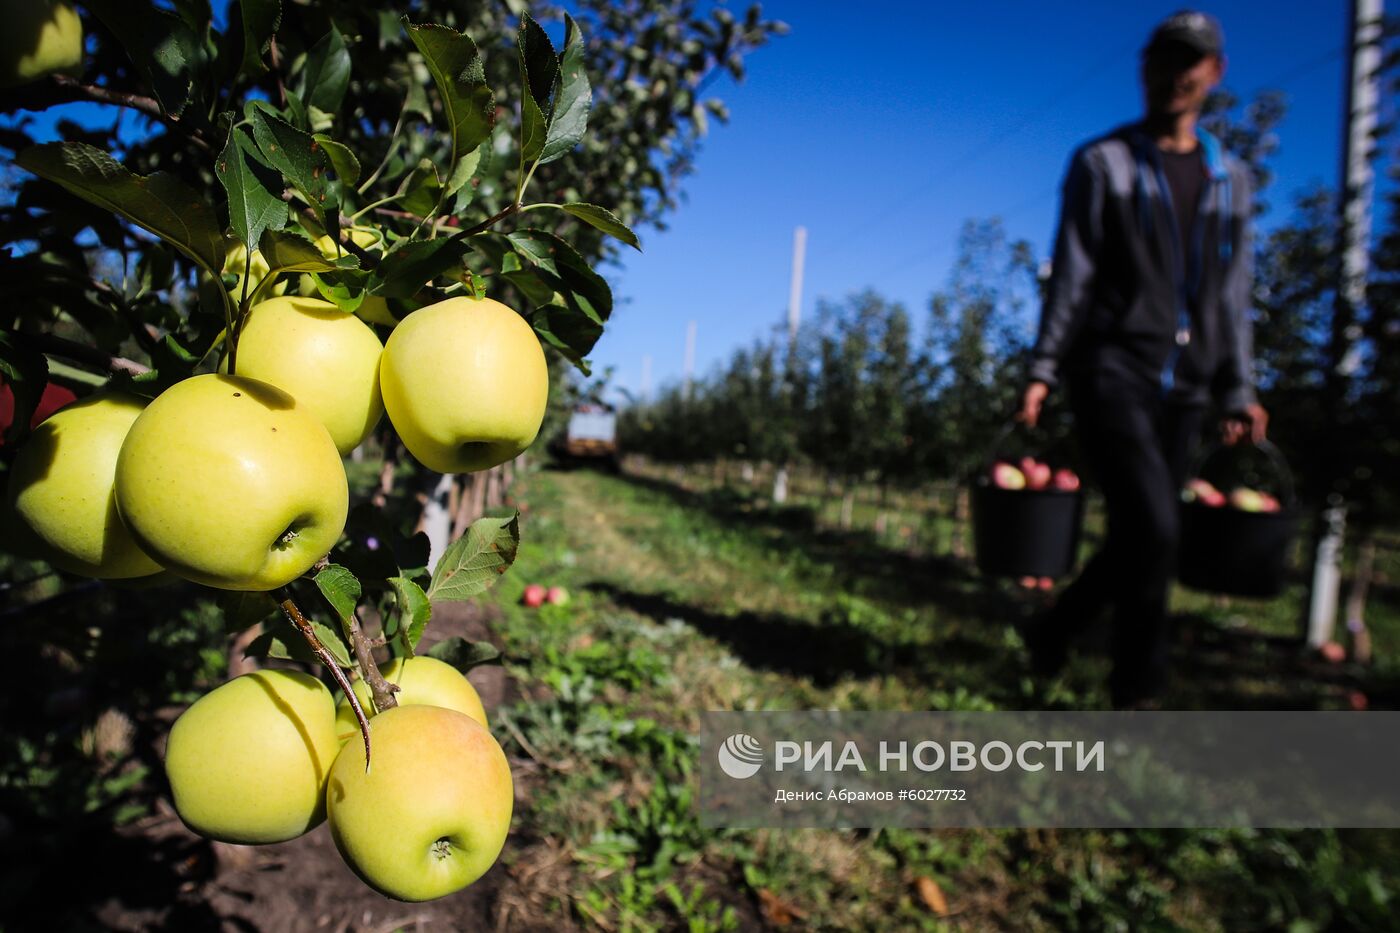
xmin=6 ymin=2 xmax=1381 ymax=403
xmin=590 ymin=1 xmax=1374 ymax=401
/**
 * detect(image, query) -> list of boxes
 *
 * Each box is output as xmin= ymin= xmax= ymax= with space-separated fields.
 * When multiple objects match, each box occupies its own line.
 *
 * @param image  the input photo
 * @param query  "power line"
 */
xmin=870 ymin=45 xmax=1349 ymax=282
xmin=832 ymin=41 xmax=1139 ymax=252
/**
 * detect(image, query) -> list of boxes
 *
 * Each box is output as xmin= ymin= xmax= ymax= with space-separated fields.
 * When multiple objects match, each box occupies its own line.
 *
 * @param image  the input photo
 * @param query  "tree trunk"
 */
xmin=486 ymin=465 xmax=503 ymax=510
xmin=773 ymin=465 xmax=789 ymax=504
xmin=951 ymin=487 xmax=968 ymax=560
xmin=1345 ymin=533 xmax=1376 ymax=664
xmin=419 ymin=473 xmax=455 ymax=571
xmin=839 ymin=488 xmax=855 ymax=530
xmin=451 ymin=471 xmax=487 ymax=538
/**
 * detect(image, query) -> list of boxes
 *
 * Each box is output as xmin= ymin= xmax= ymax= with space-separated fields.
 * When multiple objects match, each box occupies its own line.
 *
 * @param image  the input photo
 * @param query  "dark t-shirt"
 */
xmin=1157 ymin=144 xmax=1205 ymax=252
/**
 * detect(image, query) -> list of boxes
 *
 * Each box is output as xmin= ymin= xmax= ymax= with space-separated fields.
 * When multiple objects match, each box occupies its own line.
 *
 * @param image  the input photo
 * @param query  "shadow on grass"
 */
xmin=615 ymin=470 xmax=1024 ymax=620
xmin=606 ymin=468 xmax=1400 ymax=711
xmin=1169 ymin=612 xmax=1400 ymax=710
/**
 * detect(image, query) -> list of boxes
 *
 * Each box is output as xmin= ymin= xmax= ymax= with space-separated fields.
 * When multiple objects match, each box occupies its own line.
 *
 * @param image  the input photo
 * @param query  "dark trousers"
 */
xmin=1049 ymin=364 xmax=1206 ymax=706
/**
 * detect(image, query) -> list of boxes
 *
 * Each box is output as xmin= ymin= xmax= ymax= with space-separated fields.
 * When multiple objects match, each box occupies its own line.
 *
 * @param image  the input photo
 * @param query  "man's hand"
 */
xmin=1018 ymin=381 xmax=1049 ymax=428
xmin=1221 ymin=402 xmax=1268 ymax=446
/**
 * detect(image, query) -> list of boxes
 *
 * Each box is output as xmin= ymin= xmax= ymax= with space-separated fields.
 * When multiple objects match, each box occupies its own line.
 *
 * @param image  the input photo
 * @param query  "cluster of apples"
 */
xmin=1182 ymin=479 xmax=1282 ymax=512
xmin=6 ymin=290 xmax=548 ymax=590
xmin=521 ymin=583 xmax=570 ymax=608
xmin=989 ymin=458 xmax=1081 ymax=493
xmin=164 ymin=656 xmax=511 ymax=901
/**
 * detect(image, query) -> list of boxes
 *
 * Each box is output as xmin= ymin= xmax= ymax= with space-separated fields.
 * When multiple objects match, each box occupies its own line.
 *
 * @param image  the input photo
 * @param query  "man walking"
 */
xmin=1016 ymin=10 xmax=1268 ymax=708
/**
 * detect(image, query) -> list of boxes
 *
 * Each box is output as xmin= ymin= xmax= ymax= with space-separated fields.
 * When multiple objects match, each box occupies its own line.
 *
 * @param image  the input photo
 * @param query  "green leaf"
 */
xmin=403 ymin=19 xmax=496 ymax=198
xmin=371 ymin=238 xmax=472 ymax=299
xmin=245 ymin=610 xmax=353 ymax=668
xmin=396 ymin=159 xmax=442 ymax=218
xmin=515 ymin=14 xmax=555 ymax=167
xmin=216 ymin=124 xmax=288 ymax=254
xmin=505 ymin=229 xmax=612 ymax=323
xmin=258 ymin=227 xmax=357 ymax=275
xmin=313 ymin=135 xmax=361 ymax=189
xmin=443 ymin=145 xmax=483 ymax=205
xmin=500 ymin=254 xmax=557 ymax=306
xmin=315 ymin=564 xmax=361 ymax=623
xmin=520 ymin=93 xmax=548 ymax=166
xmin=533 ymin=303 xmax=601 ymax=373
xmin=16 ymin=143 xmax=226 ymax=277
xmin=238 ymin=0 xmax=281 ymax=78
xmin=296 ymin=27 xmax=351 ymax=114
xmin=557 ymin=203 xmax=639 ymax=250
xmin=83 ymin=1 xmax=199 ymax=116
xmin=427 ymin=513 xmax=520 ymax=602
xmin=220 ymin=591 xmax=279 ymax=634
xmin=395 ymin=531 xmax=431 ymax=579
xmin=539 ymin=14 xmax=592 ymax=164
xmin=310 ymin=269 xmax=368 ymax=312
xmin=0 ymin=333 xmax=49 ymax=446
xmin=249 ymin=104 xmax=337 ymax=233
xmin=426 ymin=636 xmax=504 ymax=673
xmin=516 ymin=12 xmax=558 ymax=110
xmin=388 ymin=577 xmax=432 ymax=651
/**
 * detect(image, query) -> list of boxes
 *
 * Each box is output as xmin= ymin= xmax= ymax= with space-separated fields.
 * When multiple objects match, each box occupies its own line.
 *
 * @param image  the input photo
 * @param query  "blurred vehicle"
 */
xmin=553 ymin=403 xmax=620 ymax=470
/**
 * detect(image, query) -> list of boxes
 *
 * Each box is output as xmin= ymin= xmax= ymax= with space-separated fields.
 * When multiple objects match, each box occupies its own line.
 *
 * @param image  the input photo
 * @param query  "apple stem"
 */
xmin=278 ymin=595 xmax=374 ymax=770
xmin=347 ymin=609 xmax=400 ymax=715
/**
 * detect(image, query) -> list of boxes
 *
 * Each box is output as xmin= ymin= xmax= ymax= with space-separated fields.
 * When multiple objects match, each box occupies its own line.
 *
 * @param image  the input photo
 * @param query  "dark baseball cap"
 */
xmin=1144 ymin=10 xmax=1225 ymax=58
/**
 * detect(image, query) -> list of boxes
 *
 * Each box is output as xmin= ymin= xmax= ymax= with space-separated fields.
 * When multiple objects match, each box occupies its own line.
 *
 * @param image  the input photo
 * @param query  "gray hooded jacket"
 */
xmin=1028 ymin=122 xmax=1257 ymax=413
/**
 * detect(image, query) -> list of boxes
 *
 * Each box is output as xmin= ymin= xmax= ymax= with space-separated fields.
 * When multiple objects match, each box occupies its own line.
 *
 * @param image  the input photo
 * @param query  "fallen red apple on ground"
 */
xmin=522 ymin=584 xmax=546 ymax=608
xmin=546 ymin=586 xmax=570 ymax=606
xmin=1347 ymin=691 xmax=1369 ymax=711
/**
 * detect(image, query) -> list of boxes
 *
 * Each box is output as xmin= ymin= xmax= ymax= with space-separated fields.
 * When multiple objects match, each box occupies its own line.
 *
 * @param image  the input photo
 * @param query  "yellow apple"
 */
xmin=223 ymin=243 xmax=285 ymax=303
xmin=315 ymin=227 xmax=397 ymax=326
xmin=334 ymin=656 xmax=488 ymax=743
xmin=380 ymin=296 xmax=548 ymax=473
xmin=165 ymin=670 xmax=339 ymax=845
xmin=114 ymin=374 xmax=348 ymax=591
xmin=326 ymin=704 xmax=513 ymax=901
xmin=225 ymin=295 xmax=384 ymax=455
xmin=6 ymin=392 xmax=163 ymax=579
xmin=0 ymin=0 xmax=83 ymax=89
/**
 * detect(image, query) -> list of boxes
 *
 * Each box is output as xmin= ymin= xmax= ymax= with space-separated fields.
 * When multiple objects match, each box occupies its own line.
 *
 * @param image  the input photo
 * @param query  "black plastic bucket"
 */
xmin=971 ymin=483 xmax=1085 ymax=579
xmin=1177 ymin=440 xmax=1299 ymax=598
xmin=1177 ymin=504 xmax=1298 ymax=597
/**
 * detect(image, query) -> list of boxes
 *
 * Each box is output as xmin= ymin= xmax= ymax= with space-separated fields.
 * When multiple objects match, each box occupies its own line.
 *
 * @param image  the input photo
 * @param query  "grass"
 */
xmin=478 ymin=463 xmax=1400 ymax=930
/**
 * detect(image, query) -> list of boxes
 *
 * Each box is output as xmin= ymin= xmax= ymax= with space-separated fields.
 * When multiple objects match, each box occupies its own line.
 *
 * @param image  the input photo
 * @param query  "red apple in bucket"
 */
xmin=991 ymin=462 xmax=1026 ymax=490
xmin=1051 ymin=468 xmax=1080 ymax=492
xmin=1019 ymin=458 xmax=1051 ymax=490
xmin=1184 ymin=478 xmax=1226 ymax=507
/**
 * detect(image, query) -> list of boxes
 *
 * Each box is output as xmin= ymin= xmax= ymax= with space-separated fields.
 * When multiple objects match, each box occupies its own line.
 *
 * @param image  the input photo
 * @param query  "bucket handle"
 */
xmin=1186 ymin=437 xmax=1296 ymax=508
xmin=980 ymin=419 xmax=1061 ymax=471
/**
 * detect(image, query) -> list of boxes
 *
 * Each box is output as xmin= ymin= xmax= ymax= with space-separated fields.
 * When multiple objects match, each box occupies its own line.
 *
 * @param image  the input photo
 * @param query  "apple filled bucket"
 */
xmin=971 ymin=452 xmax=1085 ymax=580
xmin=1177 ymin=440 xmax=1299 ymax=598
